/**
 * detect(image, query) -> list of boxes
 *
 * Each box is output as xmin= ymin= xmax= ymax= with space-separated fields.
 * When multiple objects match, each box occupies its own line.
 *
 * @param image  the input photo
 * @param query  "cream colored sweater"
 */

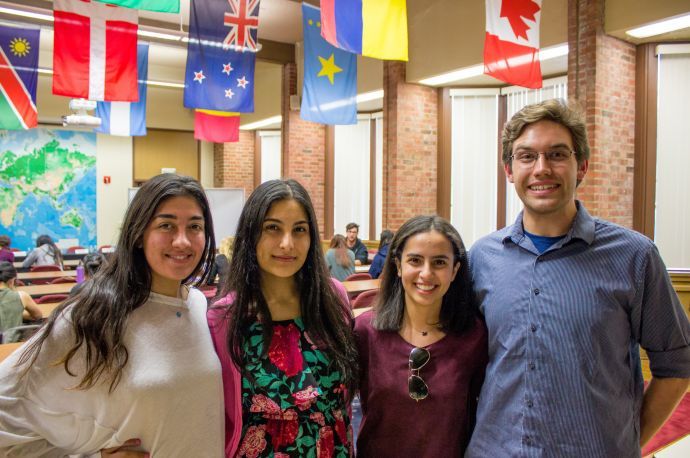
xmin=0 ymin=288 xmax=224 ymax=457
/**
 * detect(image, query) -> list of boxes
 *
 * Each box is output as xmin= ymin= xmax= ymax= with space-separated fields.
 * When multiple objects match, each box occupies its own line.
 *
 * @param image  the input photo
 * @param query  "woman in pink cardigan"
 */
xmin=208 ymin=179 xmax=358 ymax=457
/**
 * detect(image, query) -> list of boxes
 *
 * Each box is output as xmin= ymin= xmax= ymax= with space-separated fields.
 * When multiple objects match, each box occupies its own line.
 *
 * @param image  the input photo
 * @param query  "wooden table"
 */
xmin=13 ymin=259 xmax=80 ymax=270
xmin=17 ymin=283 xmax=76 ymax=297
xmin=18 ymin=271 xmax=77 ymax=281
xmin=37 ymin=301 xmax=64 ymax=317
xmin=342 ymin=279 xmax=380 ymax=294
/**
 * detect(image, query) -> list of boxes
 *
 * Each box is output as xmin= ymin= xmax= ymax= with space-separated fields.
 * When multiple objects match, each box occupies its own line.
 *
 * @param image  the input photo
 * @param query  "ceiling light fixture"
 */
xmin=626 ymin=13 xmax=690 ymax=38
xmin=0 ymin=5 xmax=53 ymax=22
xmin=240 ymin=115 xmax=282 ymax=130
xmin=356 ymin=90 xmax=384 ymax=103
xmin=419 ymin=43 xmax=569 ymax=86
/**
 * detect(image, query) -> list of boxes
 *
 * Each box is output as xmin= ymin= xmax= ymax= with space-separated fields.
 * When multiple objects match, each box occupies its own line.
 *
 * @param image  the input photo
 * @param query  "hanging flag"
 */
xmin=184 ymin=0 xmax=256 ymax=112
xmin=95 ymin=43 xmax=149 ymax=136
xmin=320 ymin=0 xmax=408 ymax=61
xmin=484 ymin=0 xmax=542 ymax=89
xmin=53 ymin=0 xmax=139 ymax=101
xmin=301 ymin=3 xmax=357 ymax=125
xmin=223 ymin=0 xmax=261 ymax=52
xmin=0 ymin=26 xmax=39 ymax=130
xmin=94 ymin=0 xmax=179 ymax=13
xmin=194 ymin=110 xmax=240 ymax=143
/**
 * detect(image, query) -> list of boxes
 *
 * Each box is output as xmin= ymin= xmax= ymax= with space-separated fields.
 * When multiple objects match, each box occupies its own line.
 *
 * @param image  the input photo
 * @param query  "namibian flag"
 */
xmin=0 ymin=26 xmax=39 ymax=130
xmin=320 ymin=0 xmax=408 ymax=61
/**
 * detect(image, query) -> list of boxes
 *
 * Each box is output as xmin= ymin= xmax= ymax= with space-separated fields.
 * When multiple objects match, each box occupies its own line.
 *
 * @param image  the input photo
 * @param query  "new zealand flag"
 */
xmin=183 ymin=0 xmax=256 ymax=112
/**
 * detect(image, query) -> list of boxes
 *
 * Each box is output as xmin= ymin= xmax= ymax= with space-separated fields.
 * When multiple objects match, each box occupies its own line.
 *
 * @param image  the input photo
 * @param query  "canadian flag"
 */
xmin=484 ymin=0 xmax=542 ymax=89
xmin=53 ymin=0 xmax=138 ymax=101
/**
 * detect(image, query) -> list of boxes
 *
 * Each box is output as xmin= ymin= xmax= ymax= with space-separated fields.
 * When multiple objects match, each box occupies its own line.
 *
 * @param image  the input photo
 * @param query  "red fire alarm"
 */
xmin=103 ymin=176 xmax=111 ymax=184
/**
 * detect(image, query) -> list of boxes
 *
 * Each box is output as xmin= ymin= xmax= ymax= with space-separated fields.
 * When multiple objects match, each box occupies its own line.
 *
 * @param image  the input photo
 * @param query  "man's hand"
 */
xmin=640 ymin=377 xmax=690 ymax=447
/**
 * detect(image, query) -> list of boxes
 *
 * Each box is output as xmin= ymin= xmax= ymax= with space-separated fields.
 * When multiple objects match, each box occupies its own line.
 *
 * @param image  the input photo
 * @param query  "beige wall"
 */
xmin=406 ymin=0 xmax=568 ymax=82
xmin=96 ymin=134 xmax=133 ymax=247
xmin=240 ymin=61 xmax=283 ymax=125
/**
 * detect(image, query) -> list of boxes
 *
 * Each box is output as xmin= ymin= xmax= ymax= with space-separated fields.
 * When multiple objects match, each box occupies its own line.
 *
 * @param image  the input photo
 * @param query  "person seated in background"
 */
xmin=70 ymin=253 xmax=107 ymax=296
xmin=21 ymin=235 xmax=63 ymax=270
xmin=0 ymin=236 xmax=14 ymax=263
xmin=345 ymin=222 xmax=368 ymax=266
xmin=368 ymin=229 xmax=394 ymax=279
xmin=325 ymin=234 xmax=356 ymax=281
xmin=0 ymin=261 xmax=43 ymax=343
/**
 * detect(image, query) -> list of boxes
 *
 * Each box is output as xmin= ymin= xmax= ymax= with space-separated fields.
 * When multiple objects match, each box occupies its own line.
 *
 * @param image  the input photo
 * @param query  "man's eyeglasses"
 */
xmin=408 ymin=347 xmax=430 ymax=401
xmin=510 ymin=149 xmax=574 ymax=167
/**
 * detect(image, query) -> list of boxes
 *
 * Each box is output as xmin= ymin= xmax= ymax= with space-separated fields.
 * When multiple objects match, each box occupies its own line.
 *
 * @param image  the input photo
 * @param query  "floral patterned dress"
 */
xmin=237 ymin=318 xmax=352 ymax=458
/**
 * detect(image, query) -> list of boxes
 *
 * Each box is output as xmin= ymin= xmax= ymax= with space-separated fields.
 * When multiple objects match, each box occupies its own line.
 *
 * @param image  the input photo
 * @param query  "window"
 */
xmin=259 ymin=131 xmax=281 ymax=183
xmin=334 ymin=117 xmax=372 ymax=238
xmin=655 ymin=46 xmax=690 ymax=268
xmin=449 ymin=89 xmax=499 ymax=248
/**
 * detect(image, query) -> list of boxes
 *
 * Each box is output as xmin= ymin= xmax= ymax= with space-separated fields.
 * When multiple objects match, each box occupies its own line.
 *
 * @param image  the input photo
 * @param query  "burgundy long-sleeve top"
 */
xmin=354 ymin=310 xmax=488 ymax=457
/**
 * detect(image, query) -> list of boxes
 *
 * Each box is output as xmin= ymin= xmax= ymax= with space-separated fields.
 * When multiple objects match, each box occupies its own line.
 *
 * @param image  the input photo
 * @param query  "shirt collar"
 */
xmin=502 ymin=200 xmax=596 ymax=247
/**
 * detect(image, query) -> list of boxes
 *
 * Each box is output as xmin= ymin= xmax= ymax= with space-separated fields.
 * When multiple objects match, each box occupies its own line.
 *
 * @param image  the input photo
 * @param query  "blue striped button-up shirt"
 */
xmin=466 ymin=203 xmax=690 ymax=458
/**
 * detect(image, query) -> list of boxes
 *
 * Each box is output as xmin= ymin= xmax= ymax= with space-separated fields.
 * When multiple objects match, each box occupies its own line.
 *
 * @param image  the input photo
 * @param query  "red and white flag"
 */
xmin=484 ymin=0 xmax=542 ymax=89
xmin=53 ymin=0 xmax=138 ymax=101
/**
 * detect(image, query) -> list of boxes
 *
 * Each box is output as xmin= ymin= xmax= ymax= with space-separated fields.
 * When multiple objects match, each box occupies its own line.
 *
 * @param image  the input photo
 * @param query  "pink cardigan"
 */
xmin=206 ymin=279 xmax=350 ymax=457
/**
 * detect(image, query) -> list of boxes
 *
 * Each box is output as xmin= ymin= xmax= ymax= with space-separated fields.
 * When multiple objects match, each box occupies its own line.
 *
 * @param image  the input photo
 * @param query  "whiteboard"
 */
xmin=128 ymin=187 xmax=244 ymax=245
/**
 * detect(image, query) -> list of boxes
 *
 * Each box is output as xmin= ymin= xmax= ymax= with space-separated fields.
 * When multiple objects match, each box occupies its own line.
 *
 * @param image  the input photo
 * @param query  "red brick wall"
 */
xmin=568 ymin=0 xmax=636 ymax=227
xmin=281 ymin=63 xmax=327 ymax=236
xmin=382 ymin=62 xmax=438 ymax=230
xmin=213 ymin=131 xmax=255 ymax=197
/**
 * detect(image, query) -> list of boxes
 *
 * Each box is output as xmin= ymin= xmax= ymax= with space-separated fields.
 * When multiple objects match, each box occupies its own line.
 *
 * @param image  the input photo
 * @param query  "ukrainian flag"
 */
xmin=320 ymin=0 xmax=408 ymax=61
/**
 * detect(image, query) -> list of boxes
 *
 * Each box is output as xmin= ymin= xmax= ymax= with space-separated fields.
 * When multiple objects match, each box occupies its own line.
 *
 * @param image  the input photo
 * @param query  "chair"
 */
xmin=344 ymin=272 xmax=372 ymax=282
xmin=30 ymin=265 xmax=61 ymax=273
xmin=50 ymin=276 xmax=76 ymax=284
xmin=1 ymin=324 xmax=41 ymax=344
xmin=35 ymin=294 xmax=69 ymax=304
xmin=67 ymin=246 xmax=86 ymax=254
xmin=98 ymin=245 xmax=114 ymax=253
xmin=351 ymin=289 xmax=379 ymax=310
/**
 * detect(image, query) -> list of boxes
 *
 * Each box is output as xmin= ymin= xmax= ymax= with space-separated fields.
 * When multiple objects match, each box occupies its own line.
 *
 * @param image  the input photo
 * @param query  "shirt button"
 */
xmin=528 ymin=362 xmax=536 ymax=370
xmin=526 ymin=399 xmax=534 ymax=408
xmin=530 ymin=324 xmax=537 ymax=332
xmin=533 ymin=288 xmax=540 ymax=295
xmin=523 ymin=435 xmax=532 ymax=445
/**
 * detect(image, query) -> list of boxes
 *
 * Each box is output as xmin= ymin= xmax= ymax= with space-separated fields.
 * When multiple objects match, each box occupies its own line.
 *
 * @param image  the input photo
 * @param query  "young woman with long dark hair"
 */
xmin=208 ymin=178 xmax=358 ymax=457
xmin=355 ymin=215 xmax=488 ymax=457
xmin=0 ymin=174 xmax=224 ymax=457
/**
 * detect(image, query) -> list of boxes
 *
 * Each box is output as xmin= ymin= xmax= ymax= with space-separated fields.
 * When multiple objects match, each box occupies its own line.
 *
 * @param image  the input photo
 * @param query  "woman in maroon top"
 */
xmin=355 ymin=215 xmax=488 ymax=457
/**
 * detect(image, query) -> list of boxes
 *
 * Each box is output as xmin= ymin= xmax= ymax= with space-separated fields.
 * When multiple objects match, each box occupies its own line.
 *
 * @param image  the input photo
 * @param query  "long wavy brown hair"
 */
xmin=17 ymin=174 xmax=216 ymax=392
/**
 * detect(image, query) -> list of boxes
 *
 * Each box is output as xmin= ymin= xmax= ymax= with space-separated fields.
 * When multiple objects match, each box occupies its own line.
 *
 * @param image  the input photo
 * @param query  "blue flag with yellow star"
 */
xmin=183 ymin=0 xmax=255 ymax=112
xmin=301 ymin=3 xmax=356 ymax=125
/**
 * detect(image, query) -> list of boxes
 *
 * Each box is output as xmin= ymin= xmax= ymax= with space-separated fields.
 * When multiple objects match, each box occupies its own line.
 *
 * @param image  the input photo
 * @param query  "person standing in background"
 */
xmin=368 ymin=230 xmax=394 ymax=279
xmin=345 ymin=222 xmax=368 ymax=266
xmin=22 ymin=235 xmax=63 ymax=270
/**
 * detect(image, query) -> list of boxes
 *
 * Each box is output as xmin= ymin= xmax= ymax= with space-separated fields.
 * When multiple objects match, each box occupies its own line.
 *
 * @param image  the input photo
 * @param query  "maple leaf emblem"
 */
xmin=500 ymin=0 xmax=541 ymax=40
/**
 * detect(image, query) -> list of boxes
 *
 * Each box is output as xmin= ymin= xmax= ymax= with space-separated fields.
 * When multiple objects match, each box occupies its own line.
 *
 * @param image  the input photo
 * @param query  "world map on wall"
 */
xmin=0 ymin=129 xmax=97 ymax=251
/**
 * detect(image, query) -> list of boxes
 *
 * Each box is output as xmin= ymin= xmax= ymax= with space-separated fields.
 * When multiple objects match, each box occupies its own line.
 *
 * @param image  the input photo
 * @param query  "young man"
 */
xmin=345 ymin=222 xmax=368 ymax=266
xmin=467 ymin=99 xmax=690 ymax=456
